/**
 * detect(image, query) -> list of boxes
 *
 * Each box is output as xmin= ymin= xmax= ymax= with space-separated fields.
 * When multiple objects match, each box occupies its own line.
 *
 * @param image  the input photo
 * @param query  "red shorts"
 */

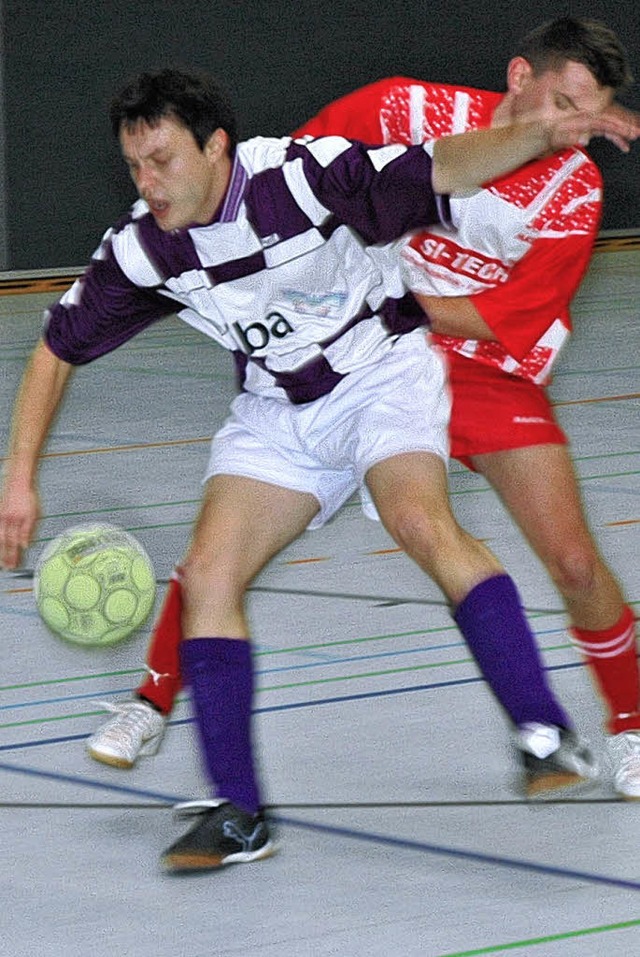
xmin=445 ymin=351 xmax=568 ymax=470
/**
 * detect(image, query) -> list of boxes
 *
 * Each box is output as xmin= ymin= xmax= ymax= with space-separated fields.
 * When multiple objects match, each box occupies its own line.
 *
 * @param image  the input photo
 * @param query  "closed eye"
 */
xmin=554 ymin=93 xmax=578 ymax=112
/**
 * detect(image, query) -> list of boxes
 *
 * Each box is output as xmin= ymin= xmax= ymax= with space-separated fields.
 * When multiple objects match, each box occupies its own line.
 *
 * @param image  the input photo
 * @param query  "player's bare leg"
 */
xmin=162 ymin=476 xmax=318 ymax=872
xmin=366 ymin=451 xmax=502 ymax=601
xmin=88 ymin=477 xmax=318 ymax=772
xmin=366 ymin=451 xmax=597 ymax=796
xmin=180 ymin=474 xmax=319 ymax=637
xmin=471 ymin=444 xmax=625 ymax=627
xmin=473 ymin=443 xmax=640 ymax=797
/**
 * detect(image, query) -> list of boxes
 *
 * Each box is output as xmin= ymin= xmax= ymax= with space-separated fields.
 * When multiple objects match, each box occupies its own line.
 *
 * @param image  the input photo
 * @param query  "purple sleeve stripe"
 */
xmin=285 ymin=139 xmax=442 ymax=244
xmin=43 ymin=253 xmax=175 ymax=365
xmin=204 ymin=249 xmax=267 ymax=285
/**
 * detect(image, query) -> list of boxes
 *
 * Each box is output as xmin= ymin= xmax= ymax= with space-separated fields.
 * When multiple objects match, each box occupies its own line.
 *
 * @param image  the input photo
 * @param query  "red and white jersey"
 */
xmin=296 ymin=78 xmax=603 ymax=384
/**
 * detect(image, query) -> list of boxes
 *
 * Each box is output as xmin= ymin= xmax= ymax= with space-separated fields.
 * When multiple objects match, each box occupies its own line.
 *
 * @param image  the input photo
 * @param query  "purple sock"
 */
xmin=180 ymin=637 xmax=261 ymax=814
xmin=454 ymin=574 xmax=571 ymax=729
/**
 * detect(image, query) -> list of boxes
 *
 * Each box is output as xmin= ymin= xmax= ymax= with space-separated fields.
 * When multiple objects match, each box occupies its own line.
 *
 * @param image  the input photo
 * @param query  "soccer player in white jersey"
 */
xmin=0 ymin=69 xmax=637 ymax=872
xmin=84 ymin=21 xmax=640 ymax=802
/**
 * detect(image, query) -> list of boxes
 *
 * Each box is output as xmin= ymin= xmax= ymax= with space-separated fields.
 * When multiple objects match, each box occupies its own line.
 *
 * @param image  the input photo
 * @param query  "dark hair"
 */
xmin=514 ymin=17 xmax=633 ymax=93
xmin=110 ymin=68 xmax=238 ymax=152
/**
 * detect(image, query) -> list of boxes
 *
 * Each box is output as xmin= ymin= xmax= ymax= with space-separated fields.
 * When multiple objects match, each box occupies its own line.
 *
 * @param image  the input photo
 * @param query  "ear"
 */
xmin=506 ymin=56 xmax=534 ymax=95
xmin=204 ymin=128 xmax=229 ymax=163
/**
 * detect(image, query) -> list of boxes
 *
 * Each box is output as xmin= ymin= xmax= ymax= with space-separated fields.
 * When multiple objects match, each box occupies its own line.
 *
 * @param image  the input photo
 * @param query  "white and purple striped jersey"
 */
xmin=45 ymin=134 xmax=450 ymax=404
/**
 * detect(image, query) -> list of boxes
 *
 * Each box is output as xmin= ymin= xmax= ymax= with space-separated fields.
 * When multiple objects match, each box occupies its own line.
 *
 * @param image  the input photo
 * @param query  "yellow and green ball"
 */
xmin=34 ymin=524 xmax=156 ymax=647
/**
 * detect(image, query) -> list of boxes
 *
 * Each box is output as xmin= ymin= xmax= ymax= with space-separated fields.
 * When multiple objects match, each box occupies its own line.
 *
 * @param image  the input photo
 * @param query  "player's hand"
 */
xmin=605 ymin=101 xmax=640 ymax=134
xmin=0 ymin=478 xmax=41 ymax=570
xmin=546 ymin=106 xmax=640 ymax=153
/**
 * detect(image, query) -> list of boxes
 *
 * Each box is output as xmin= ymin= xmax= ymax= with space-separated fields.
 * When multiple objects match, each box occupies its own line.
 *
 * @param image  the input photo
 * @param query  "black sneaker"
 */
xmin=161 ymin=800 xmax=277 ymax=873
xmin=515 ymin=723 xmax=599 ymax=798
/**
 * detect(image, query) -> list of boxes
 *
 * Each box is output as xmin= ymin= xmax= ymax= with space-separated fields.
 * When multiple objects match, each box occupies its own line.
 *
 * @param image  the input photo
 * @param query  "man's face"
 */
xmin=505 ymin=58 xmax=614 ymax=125
xmin=120 ymin=115 xmax=227 ymax=231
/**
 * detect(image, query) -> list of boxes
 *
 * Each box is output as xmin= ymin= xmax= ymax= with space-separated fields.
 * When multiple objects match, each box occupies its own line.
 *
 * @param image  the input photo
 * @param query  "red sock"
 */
xmin=570 ymin=606 xmax=640 ymax=734
xmin=136 ymin=570 xmax=183 ymax=716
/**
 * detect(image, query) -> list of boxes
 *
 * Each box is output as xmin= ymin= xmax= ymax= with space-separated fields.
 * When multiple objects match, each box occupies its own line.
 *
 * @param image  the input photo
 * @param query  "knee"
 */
xmin=545 ymin=542 xmax=601 ymax=596
xmin=180 ymin=551 xmax=246 ymax=608
xmin=384 ymin=500 xmax=455 ymax=559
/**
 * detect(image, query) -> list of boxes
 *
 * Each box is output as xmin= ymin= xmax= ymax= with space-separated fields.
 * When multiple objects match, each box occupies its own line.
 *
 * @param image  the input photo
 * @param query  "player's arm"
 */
xmin=415 ymin=294 xmax=495 ymax=339
xmin=432 ymin=110 xmax=640 ymax=195
xmin=416 ymin=226 xmax=597 ymax=360
xmin=288 ymin=110 xmax=635 ymax=251
xmin=0 ymin=233 xmax=172 ymax=570
xmin=0 ymin=339 xmax=74 ymax=569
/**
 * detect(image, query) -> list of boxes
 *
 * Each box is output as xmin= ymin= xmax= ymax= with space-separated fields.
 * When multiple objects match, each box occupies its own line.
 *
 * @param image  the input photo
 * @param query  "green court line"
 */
xmin=35 ymin=519 xmax=193 ymax=543
xmin=577 ymin=469 xmax=640 ymax=481
xmin=575 ymin=450 xmax=639 ymax=462
xmin=0 ymin=642 xmax=577 ymax=729
xmin=0 ymin=626 xmax=453 ymax=693
xmin=264 ymin=620 xmax=552 ymax=657
xmin=439 ymin=917 xmax=640 ymax=956
xmin=0 ymin=621 xmax=563 ymax=694
xmin=40 ymin=499 xmax=198 ymax=521
xmin=101 ymin=363 xmax=231 ymax=380
xmin=0 ymin=709 xmax=107 ymax=730
xmin=256 ymin=646 xmax=572 ymax=694
xmin=448 ymin=468 xmax=640 ymax=496
xmin=555 ymin=363 xmax=640 ymax=378
xmin=0 ymin=668 xmax=143 ymax=693
xmin=0 ymin=642 xmax=455 ymax=700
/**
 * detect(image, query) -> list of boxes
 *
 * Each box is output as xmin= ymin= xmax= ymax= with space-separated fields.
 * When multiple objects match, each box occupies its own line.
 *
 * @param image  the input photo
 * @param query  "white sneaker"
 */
xmin=609 ymin=731 xmax=640 ymax=799
xmin=515 ymin=723 xmax=598 ymax=798
xmin=87 ymin=699 xmax=166 ymax=768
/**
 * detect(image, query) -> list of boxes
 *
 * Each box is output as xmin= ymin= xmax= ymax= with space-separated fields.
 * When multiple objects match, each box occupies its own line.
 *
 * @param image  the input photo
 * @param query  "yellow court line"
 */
xmin=0 ymin=436 xmax=214 ymax=466
xmin=0 ymin=234 xmax=638 ymax=298
xmin=284 ymin=557 xmax=331 ymax=565
xmin=0 ymin=275 xmax=79 ymax=297
xmin=593 ymin=235 xmax=640 ymax=253
xmin=554 ymin=393 xmax=640 ymax=407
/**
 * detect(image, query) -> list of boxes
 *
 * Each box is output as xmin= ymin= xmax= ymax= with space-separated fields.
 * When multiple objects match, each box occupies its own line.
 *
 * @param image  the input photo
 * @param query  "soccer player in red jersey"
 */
xmin=293 ymin=16 xmax=640 ymax=797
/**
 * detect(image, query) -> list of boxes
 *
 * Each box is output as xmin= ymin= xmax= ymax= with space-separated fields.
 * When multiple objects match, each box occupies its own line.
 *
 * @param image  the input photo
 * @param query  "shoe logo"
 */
xmin=223 ymin=819 xmax=264 ymax=851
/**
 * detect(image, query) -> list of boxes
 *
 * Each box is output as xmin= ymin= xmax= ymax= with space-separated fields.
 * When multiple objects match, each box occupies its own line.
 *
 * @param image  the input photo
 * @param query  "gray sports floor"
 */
xmin=1 ymin=240 xmax=639 ymax=956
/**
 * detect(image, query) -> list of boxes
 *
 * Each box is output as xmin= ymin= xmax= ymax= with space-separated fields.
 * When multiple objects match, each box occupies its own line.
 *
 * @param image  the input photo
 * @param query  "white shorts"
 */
xmin=205 ymin=330 xmax=450 ymax=529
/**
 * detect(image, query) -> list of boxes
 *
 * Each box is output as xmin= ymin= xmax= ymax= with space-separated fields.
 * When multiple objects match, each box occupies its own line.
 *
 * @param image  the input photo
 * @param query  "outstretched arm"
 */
xmin=431 ymin=107 xmax=640 ymax=194
xmin=0 ymin=339 xmax=74 ymax=569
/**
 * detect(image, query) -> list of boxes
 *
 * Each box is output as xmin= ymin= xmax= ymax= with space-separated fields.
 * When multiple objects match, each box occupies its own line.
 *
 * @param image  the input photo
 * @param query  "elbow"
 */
xmin=430 ymin=162 xmax=450 ymax=197
xmin=431 ymin=139 xmax=459 ymax=195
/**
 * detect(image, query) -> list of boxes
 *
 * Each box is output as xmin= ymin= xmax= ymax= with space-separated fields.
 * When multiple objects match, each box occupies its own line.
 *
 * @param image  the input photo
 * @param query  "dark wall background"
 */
xmin=4 ymin=0 xmax=640 ymax=269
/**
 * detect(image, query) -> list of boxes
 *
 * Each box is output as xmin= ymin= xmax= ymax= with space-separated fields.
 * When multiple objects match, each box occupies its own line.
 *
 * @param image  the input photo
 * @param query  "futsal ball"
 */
xmin=34 ymin=523 xmax=156 ymax=647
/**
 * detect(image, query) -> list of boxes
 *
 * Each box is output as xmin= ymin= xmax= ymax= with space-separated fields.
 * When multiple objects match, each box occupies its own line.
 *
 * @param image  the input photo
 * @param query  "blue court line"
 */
xmin=0 ymin=687 xmax=149 ymax=712
xmin=0 ymin=759 xmax=637 ymax=894
xmin=277 ymin=815 xmax=640 ymax=893
xmin=0 ymin=640 xmax=484 ymax=712
xmin=0 ymin=664 xmax=587 ymax=753
xmin=0 ymin=628 xmax=579 ymax=714
xmin=0 ymin=759 xmax=186 ymax=803
xmin=253 ymin=666 xmax=586 ymax=714
xmin=587 ymin=484 xmax=640 ymax=497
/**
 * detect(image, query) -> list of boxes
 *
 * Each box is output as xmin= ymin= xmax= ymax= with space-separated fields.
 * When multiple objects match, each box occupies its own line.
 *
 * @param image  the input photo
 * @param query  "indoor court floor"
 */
xmin=0 ymin=239 xmax=639 ymax=956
